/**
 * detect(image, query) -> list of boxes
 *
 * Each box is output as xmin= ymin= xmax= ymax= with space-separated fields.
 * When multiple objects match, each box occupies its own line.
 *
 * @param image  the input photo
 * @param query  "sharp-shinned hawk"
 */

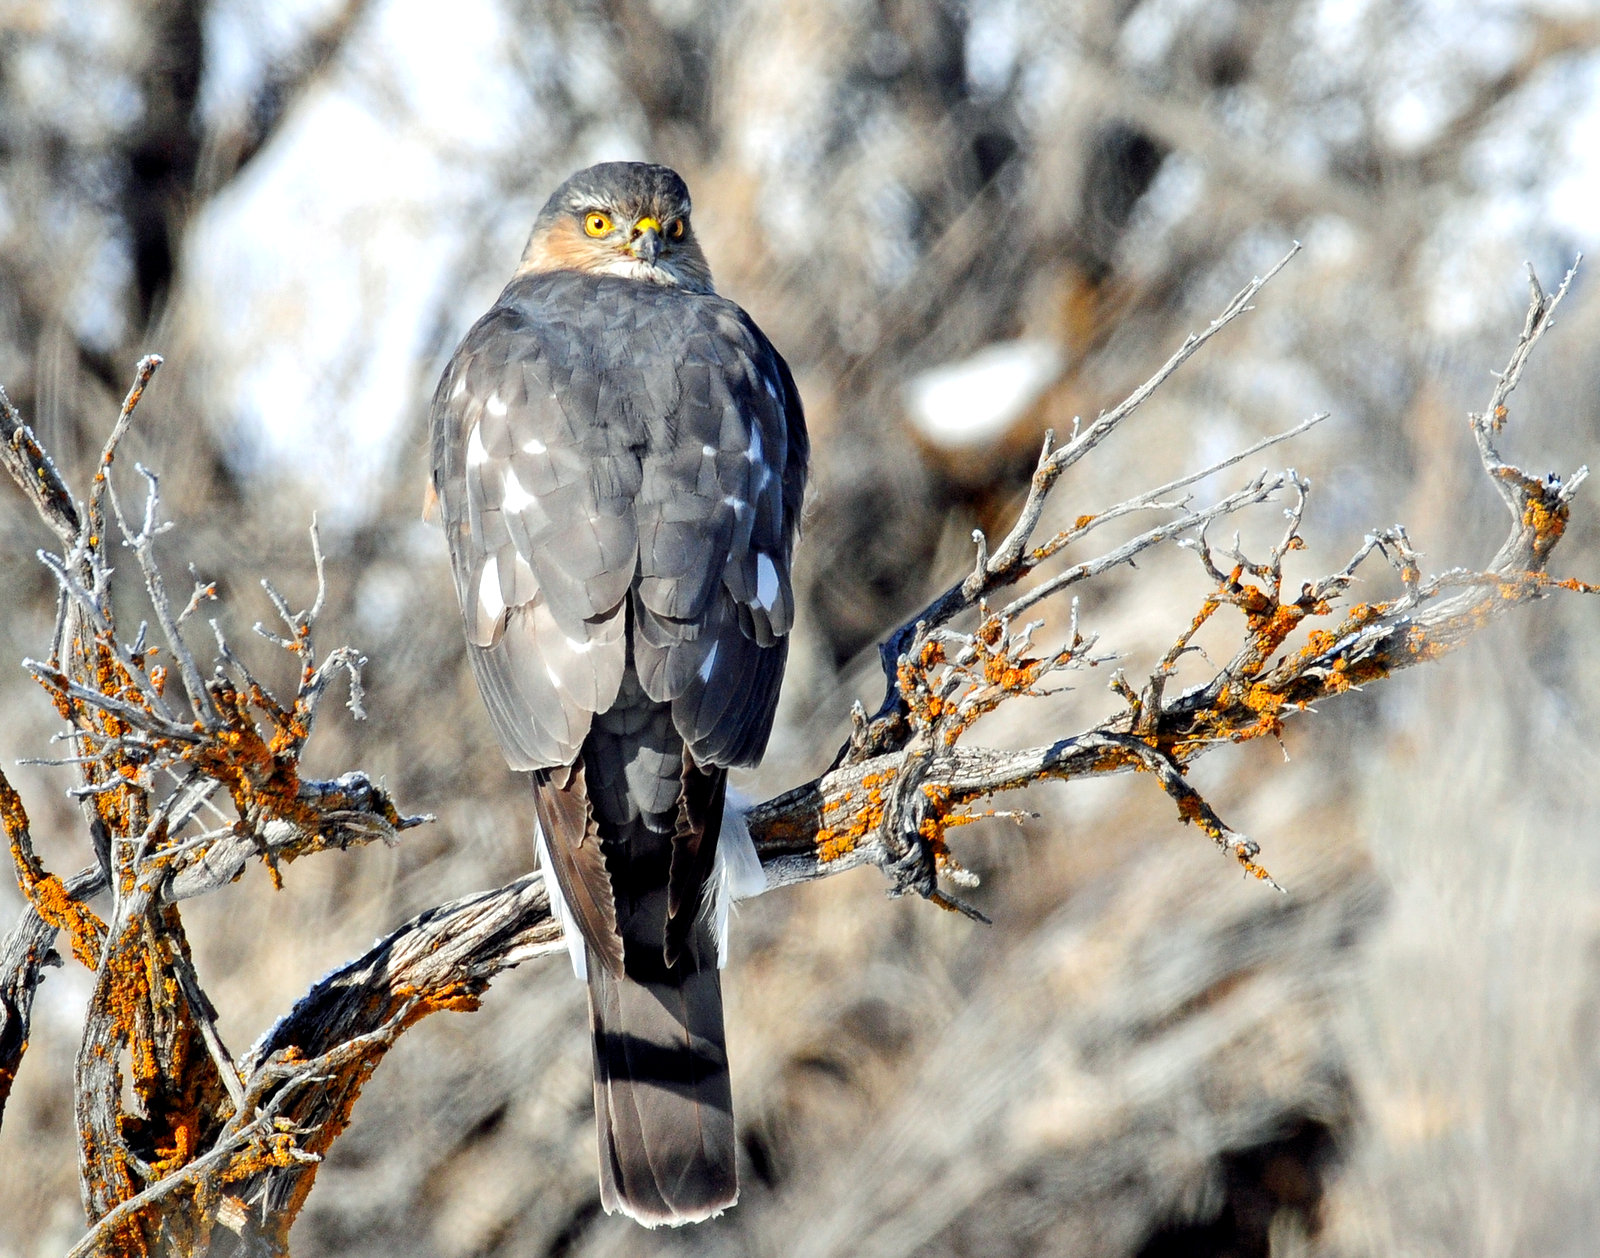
xmin=430 ymin=162 xmax=808 ymax=1225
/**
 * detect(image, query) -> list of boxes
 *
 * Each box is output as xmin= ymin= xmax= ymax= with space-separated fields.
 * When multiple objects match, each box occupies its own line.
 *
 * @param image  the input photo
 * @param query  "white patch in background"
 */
xmin=903 ymin=339 xmax=1064 ymax=452
xmin=1420 ymin=49 xmax=1600 ymax=337
xmin=1546 ymin=56 xmax=1600 ymax=246
xmin=183 ymin=0 xmax=575 ymax=525
xmin=1115 ymin=0 xmax=1197 ymax=70
xmin=202 ymin=0 xmax=350 ymax=124
xmin=964 ymin=0 xmax=1025 ymax=96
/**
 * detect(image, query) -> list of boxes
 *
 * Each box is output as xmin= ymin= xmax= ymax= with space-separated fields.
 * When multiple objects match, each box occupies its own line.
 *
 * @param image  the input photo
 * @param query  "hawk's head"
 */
xmin=518 ymin=162 xmax=714 ymax=293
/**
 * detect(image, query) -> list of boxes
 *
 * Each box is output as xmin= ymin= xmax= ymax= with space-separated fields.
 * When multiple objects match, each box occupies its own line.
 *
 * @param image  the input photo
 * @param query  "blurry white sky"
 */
xmin=181 ymin=0 xmax=1600 ymax=518
xmin=187 ymin=0 xmax=557 ymax=514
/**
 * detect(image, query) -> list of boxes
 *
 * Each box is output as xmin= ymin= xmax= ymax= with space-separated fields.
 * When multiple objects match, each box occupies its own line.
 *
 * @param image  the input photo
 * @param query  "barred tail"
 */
xmin=587 ymin=909 xmax=736 ymax=1225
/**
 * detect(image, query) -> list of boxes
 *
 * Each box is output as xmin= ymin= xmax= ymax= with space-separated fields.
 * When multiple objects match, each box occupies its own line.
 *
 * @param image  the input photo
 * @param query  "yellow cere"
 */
xmin=633 ymin=216 xmax=663 ymax=236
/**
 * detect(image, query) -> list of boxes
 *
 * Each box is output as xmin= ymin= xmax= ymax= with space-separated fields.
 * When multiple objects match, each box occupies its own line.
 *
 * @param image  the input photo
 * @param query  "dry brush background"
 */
xmin=3 ymin=0 xmax=1600 ymax=1255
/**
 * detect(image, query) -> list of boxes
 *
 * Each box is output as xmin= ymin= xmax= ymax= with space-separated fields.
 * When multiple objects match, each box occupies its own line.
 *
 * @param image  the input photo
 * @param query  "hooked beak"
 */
xmin=628 ymin=216 xmax=664 ymax=264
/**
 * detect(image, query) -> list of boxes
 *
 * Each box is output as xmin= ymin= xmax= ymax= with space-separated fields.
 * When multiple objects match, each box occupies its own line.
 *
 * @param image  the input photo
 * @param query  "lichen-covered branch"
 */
xmin=0 ymin=856 xmax=104 ymax=1115
xmin=0 ymin=257 xmax=1590 ymax=1254
xmin=0 ymin=359 xmax=425 ymax=1254
xmin=807 ymin=256 xmax=1593 ymax=912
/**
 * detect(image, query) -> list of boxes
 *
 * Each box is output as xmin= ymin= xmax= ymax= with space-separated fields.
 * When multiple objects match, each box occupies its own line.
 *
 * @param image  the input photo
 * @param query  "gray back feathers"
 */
xmin=431 ymin=269 xmax=807 ymax=772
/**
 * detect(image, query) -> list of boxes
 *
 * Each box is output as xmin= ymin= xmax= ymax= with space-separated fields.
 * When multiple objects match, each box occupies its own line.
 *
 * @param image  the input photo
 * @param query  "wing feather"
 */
xmin=533 ymin=763 xmax=624 ymax=976
xmin=432 ymin=272 xmax=808 ymax=778
xmin=432 ymin=298 xmax=633 ymax=769
xmin=627 ymin=297 xmax=808 ymax=769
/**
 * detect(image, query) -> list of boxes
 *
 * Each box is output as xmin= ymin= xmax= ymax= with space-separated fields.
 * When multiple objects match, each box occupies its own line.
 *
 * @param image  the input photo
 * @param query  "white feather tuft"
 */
xmin=707 ymin=790 xmax=768 ymax=968
xmin=535 ymin=819 xmax=588 ymax=980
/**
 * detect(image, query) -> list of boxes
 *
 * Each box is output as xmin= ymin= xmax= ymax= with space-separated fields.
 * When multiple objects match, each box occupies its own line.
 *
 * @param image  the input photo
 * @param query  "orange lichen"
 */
xmin=919 ymin=783 xmax=951 ymax=831
xmin=1 ymin=775 xmax=43 ymax=884
xmin=4 ymin=772 xmax=108 ymax=966
xmin=897 ymin=639 xmax=952 ymax=728
xmin=981 ymin=644 xmax=1047 ymax=693
xmin=896 ymin=613 xmax=1071 ymax=748
xmin=1521 ymin=493 xmax=1569 ymax=557
xmin=1301 ymin=629 xmax=1337 ymax=656
xmin=816 ymin=771 xmax=891 ymax=862
xmin=29 ymin=875 xmax=107 ymax=967
xmin=1184 ymin=596 xmax=1222 ymax=640
xmin=396 ymin=981 xmax=484 ymax=1018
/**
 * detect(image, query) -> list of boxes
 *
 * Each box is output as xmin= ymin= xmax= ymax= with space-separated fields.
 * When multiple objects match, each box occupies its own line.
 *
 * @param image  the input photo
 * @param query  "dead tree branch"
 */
xmin=1 ymin=357 xmax=426 ymax=1255
xmin=0 ymin=257 xmax=1590 ymax=1253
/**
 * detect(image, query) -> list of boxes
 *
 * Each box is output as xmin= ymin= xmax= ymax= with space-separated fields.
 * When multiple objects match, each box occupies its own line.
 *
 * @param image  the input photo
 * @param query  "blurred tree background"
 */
xmin=3 ymin=0 xmax=1600 ymax=1254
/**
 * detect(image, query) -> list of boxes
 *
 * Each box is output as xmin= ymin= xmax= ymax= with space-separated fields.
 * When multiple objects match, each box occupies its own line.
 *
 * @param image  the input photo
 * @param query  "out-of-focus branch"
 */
xmin=198 ymin=0 xmax=376 ymax=193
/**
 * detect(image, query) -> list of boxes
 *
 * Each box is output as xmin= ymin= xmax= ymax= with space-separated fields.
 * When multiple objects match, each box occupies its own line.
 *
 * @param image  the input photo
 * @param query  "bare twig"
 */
xmin=85 ymin=355 xmax=163 ymax=548
xmin=984 ymin=243 xmax=1303 ymax=578
xmin=855 ymin=244 xmax=1306 ymax=756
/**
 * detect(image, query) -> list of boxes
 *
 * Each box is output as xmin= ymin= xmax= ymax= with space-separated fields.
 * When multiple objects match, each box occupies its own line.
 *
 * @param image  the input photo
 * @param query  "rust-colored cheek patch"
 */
xmin=517 ymin=219 xmax=616 ymax=275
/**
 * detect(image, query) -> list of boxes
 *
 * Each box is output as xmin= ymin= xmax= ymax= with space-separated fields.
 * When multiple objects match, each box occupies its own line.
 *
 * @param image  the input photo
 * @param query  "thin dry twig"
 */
xmin=853 ymin=244 xmax=1309 ymax=753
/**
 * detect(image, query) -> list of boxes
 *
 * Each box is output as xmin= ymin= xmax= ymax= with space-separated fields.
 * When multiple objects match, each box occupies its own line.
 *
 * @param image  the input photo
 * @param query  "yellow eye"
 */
xmin=584 ymin=212 xmax=613 ymax=237
xmin=669 ymin=218 xmax=685 ymax=239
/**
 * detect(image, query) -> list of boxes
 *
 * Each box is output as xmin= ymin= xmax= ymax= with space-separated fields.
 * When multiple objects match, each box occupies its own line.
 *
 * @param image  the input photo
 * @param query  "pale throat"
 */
xmin=594 ymin=254 xmax=714 ymax=294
